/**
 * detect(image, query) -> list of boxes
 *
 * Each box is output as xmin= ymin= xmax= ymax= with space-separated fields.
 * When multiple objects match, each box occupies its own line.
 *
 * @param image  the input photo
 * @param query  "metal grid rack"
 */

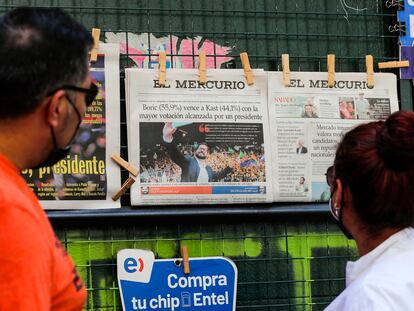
xmin=54 ymin=214 xmax=358 ymax=311
xmin=0 ymin=1 xmax=406 ymax=310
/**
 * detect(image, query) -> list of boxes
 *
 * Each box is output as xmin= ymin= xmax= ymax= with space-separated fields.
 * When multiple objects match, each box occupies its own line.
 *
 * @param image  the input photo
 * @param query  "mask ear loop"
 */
xmin=50 ymin=126 xmax=59 ymax=150
xmin=338 ymin=182 xmax=354 ymax=239
xmin=329 ymin=180 xmax=340 ymax=221
xmin=340 ymin=183 xmax=345 ymax=219
xmin=64 ymin=94 xmax=82 ymax=147
xmin=329 ymin=199 xmax=340 ymax=221
xmin=329 ymin=196 xmax=341 ymax=221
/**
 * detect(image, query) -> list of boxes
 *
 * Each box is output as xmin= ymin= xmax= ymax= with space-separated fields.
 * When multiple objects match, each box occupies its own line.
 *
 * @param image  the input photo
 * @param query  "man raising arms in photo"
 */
xmin=162 ymin=122 xmax=233 ymax=182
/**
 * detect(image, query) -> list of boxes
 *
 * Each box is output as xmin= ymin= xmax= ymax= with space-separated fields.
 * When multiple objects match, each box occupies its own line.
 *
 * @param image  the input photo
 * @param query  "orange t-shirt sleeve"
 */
xmin=50 ymin=237 xmax=87 ymax=311
xmin=0 ymin=204 xmax=52 ymax=311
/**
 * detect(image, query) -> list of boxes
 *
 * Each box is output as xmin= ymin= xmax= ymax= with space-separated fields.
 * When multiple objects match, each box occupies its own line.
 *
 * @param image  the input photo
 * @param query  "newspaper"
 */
xmin=126 ymin=69 xmax=273 ymax=205
xmin=268 ymin=72 xmax=399 ymax=202
xmin=21 ymin=43 xmax=121 ymax=209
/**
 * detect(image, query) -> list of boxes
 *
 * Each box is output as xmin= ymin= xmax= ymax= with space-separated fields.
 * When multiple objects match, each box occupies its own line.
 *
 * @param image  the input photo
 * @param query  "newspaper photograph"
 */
xmin=268 ymin=72 xmax=399 ymax=202
xmin=21 ymin=43 xmax=121 ymax=209
xmin=126 ymin=69 xmax=273 ymax=205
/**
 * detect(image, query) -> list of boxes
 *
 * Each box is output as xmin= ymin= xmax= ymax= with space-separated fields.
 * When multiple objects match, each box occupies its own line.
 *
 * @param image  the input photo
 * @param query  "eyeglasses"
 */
xmin=47 ymin=81 xmax=99 ymax=107
xmin=325 ymin=165 xmax=335 ymax=188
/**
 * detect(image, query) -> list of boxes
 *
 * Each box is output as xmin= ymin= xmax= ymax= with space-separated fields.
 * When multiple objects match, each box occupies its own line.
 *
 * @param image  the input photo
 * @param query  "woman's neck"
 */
xmin=355 ymin=227 xmax=402 ymax=256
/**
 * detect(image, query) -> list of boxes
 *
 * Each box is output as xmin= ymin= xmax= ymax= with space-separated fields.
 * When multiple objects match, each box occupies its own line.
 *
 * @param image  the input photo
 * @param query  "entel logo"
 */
xmin=124 ymin=257 xmax=145 ymax=273
xmin=118 ymin=249 xmax=154 ymax=283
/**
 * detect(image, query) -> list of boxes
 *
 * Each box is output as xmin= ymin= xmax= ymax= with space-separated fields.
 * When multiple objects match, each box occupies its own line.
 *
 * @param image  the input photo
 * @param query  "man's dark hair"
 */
xmin=198 ymin=142 xmax=208 ymax=148
xmin=194 ymin=142 xmax=208 ymax=150
xmin=192 ymin=142 xmax=208 ymax=154
xmin=0 ymin=7 xmax=93 ymax=119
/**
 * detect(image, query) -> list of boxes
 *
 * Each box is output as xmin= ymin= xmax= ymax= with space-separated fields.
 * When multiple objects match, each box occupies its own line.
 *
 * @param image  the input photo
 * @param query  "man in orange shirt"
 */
xmin=0 ymin=7 xmax=96 ymax=310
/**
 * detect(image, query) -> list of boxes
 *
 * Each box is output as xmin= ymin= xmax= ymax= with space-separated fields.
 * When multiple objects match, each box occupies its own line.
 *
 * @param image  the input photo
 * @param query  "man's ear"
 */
xmin=45 ymin=90 xmax=67 ymax=128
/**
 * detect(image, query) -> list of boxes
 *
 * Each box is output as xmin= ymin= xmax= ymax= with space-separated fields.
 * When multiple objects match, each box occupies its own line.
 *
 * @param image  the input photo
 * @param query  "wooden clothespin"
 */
xmin=158 ymin=51 xmax=167 ymax=86
xmin=112 ymin=177 xmax=135 ymax=201
xmin=111 ymin=153 xmax=139 ymax=176
xmin=199 ymin=51 xmax=207 ymax=85
xmin=282 ymin=54 xmax=290 ymax=87
xmin=327 ymin=54 xmax=335 ymax=88
xmin=366 ymin=55 xmax=374 ymax=88
xmin=240 ymin=52 xmax=254 ymax=86
xmin=181 ymin=245 xmax=190 ymax=275
xmin=111 ymin=153 xmax=139 ymax=201
xmin=90 ymin=28 xmax=101 ymax=63
xmin=378 ymin=60 xmax=409 ymax=69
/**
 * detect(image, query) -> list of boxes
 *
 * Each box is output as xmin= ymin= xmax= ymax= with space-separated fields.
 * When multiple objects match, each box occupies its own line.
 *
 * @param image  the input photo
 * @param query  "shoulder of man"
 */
xmin=0 ymin=188 xmax=55 ymax=310
xmin=0 ymin=168 xmax=44 ymax=221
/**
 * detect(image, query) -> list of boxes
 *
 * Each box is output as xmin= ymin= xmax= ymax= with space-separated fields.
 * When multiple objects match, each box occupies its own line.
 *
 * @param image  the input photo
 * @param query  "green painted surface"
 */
xmin=57 ymin=220 xmax=357 ymax=311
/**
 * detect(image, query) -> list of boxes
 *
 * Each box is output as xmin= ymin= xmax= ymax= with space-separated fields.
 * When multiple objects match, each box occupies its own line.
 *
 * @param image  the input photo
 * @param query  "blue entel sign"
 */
xmin=117 ymin=249 xmax=237 ymax=311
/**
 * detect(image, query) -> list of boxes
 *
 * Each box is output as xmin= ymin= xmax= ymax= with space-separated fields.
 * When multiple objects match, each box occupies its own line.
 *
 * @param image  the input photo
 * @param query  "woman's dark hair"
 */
xmin=334 ymin=110 xmax=414 ymax=231
xmin=0 ymin=7 xmax=93 ymax=119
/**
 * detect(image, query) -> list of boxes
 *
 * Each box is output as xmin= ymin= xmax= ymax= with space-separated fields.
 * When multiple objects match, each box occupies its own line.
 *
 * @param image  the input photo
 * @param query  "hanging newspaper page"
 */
xmin=126 ymin=69 xmax=272 ymax=205
xmin=21 ymin=43 xmax=121 ymax=209
xmin=268 ymin=72 xmax=399 ymax=202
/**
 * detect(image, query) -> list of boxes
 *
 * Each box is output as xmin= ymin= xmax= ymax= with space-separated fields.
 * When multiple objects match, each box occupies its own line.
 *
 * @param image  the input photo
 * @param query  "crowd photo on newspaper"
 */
xmin=139 ymin=122 xmax=266 ymax=184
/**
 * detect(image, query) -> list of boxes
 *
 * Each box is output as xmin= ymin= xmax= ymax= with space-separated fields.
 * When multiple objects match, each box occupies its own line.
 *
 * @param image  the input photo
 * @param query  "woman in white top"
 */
xmin=324 ymin=110 xmax=414 ymax=310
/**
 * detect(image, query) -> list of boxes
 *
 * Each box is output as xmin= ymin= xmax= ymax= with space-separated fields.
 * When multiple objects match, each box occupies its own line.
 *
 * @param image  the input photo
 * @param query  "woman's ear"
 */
xmin=45 ymin=90 xmax=66 ymax=128
xmin=332 ymin=178 xmax=343 ymax=208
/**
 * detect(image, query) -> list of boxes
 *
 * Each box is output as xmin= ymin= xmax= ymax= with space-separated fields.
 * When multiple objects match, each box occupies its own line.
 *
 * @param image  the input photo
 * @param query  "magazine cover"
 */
xmin=22 ymin=43 xmax=121 ymax=209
